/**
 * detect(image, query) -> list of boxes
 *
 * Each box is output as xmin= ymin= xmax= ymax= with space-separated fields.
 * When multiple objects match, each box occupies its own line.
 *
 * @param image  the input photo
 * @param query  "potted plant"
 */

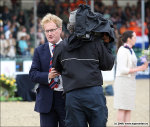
xmin=0 ymin=74 xmax=17 ymax=101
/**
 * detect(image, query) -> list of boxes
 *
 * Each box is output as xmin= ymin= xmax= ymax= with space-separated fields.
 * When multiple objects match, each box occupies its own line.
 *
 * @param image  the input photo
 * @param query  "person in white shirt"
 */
xmin=113 ymin=30 xmax=148 ymax=124
xmin=6 ymin=33 xmax=16 ymax=58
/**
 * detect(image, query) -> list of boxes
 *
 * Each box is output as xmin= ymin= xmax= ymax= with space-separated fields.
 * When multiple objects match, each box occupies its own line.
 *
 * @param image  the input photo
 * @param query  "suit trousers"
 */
xmin=65 ymin=86 xmax=108 ymax=127
xmin=40 ymin=91 xmax=65 ymax=127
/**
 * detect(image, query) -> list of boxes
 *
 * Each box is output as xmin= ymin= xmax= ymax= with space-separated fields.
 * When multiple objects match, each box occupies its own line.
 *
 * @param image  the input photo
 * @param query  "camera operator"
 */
xmin=53 ymin=5 xmax=115 ymax=127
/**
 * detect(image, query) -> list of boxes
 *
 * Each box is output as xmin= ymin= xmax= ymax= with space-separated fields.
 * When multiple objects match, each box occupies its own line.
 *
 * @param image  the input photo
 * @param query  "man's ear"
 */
xmin=59 ymin=27 xmax=62 ymax=33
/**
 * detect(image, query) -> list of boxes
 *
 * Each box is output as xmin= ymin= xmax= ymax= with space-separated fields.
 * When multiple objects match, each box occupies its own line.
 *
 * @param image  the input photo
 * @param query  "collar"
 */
xmin=49 ymin=38 xmax=62 ymax=46
xmin=124 ymin=43 xmax=132 ymax=54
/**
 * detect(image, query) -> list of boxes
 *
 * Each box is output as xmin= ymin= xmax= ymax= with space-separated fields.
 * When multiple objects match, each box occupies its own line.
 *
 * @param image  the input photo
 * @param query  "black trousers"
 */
xmin=65 ymin=86 xmax=108 ymax=127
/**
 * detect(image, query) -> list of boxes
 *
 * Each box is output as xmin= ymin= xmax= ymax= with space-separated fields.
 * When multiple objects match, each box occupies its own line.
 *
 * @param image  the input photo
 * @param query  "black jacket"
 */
xmin=53 ymin=36 xmax=114 ymax=94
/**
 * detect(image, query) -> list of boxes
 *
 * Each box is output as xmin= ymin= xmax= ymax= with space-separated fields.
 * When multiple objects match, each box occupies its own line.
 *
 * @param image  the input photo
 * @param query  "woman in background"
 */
xmin=113 ymin=30 xmax=148 ymax=124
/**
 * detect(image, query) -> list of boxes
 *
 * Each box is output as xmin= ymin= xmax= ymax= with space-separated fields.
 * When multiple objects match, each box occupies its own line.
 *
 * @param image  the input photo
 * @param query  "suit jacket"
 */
xmin=29 ymin=42 xmax=54 ymax=113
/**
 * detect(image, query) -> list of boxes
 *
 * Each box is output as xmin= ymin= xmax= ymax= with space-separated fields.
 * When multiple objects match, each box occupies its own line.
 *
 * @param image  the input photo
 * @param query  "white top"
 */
xmin=48 ymin=39 xmax=63 ymax=91
xmin=114 ymin=46 xmax=137 ymax=110
xmin=115 ymin=46 xmax=137 ymax=77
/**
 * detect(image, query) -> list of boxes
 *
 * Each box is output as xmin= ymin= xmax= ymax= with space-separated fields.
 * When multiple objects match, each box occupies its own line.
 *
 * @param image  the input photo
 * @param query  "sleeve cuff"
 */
xmin=48 ymin=73 xmax=51 ymax=83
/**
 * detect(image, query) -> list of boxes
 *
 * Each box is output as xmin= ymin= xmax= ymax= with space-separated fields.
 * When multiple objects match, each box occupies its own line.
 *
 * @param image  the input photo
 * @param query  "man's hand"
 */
xmin=102 ymin=33 xmax=111 ymax=43
xmin=49 ymin=68 xmax=60 ymax=79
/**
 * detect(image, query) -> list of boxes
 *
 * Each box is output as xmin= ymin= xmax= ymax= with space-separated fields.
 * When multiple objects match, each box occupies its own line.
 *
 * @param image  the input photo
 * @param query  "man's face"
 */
xmin=44 ymin=21 xmax=62 ymax=44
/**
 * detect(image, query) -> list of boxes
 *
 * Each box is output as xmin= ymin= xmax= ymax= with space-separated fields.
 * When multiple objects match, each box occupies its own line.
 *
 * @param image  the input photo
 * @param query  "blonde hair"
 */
xmin=41 ymin=13 xmax=62 ymax=29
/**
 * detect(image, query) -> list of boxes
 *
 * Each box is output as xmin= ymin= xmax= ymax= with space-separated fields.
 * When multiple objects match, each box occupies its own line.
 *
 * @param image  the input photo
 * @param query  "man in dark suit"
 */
xmin=29 ymin=13 xmax=65 ymax=127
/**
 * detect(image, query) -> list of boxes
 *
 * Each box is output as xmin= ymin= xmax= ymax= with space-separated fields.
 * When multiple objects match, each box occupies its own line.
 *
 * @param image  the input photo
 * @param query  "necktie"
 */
xmin=49 ymin=44 xmax=58 ymax=89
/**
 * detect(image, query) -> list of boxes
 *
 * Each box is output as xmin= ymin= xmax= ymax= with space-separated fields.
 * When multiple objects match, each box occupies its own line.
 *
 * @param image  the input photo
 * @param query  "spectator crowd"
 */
xmin=0 ymin=0 xmax=150 ymax=58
